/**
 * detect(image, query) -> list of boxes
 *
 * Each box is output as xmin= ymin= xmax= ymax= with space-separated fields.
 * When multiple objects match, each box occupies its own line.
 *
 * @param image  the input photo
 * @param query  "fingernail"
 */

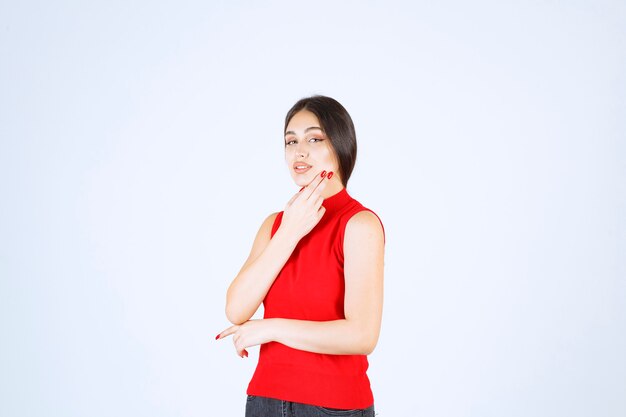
xmin=215 ymin=334 xmax=220 ymax=340
xmin=243 ymin=351 xmax=248 ymax=358
xmin=321 ymin=170 xmax=327 ymax=178
xmin=327 ymin=172 xmax=334 ymax=179
xmin=299 ymin=186 xmax=305 ymax=192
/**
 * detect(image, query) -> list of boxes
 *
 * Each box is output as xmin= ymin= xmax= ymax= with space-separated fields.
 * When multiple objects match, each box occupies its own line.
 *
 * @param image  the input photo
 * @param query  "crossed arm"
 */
xmin=218 ymin=209 xmax=385 ymax=357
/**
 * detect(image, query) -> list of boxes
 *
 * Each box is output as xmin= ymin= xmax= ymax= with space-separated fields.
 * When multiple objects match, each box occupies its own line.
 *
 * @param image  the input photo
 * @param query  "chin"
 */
xmin=291 ymin=172 xmax=311 ymax=186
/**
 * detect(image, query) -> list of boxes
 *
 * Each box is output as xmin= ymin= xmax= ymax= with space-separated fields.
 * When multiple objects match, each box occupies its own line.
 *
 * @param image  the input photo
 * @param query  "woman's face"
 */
xmin=284 ymin=110 xmax=340 ymax=187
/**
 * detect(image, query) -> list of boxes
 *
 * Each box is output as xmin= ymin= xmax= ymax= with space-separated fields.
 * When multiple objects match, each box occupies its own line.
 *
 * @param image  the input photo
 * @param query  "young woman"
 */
xmin=216 ymin=95 xmax=385 ymax=417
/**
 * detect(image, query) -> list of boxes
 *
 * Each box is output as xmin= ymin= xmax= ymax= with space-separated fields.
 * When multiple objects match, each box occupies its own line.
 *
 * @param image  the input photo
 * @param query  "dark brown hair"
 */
xmin=284 ymin=95 xmax=357 ymax=187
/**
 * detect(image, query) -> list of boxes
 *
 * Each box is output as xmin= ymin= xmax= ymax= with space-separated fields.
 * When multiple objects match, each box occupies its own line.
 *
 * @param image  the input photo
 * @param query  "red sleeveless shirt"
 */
xmin=247 ymin=188 xmax=385 ymax=409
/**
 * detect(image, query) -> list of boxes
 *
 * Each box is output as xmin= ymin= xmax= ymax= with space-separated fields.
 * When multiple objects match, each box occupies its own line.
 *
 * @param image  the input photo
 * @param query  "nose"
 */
xmin=294 ymin=143 xmax=308 ymax=158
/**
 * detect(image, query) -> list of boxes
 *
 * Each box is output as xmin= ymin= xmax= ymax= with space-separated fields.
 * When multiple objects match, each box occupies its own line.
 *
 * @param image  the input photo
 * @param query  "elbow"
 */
xmin=359 ymin=338 xmax=378 ymax=356
xmin=345 ymin=319 xmax=380 ymax=355
xmin=225 ymin=287 xmax=250 ymax=324
xmin=354 ymin=329 xmax=379 ymax=355
xmin=225 ymin=303 xmax=247 ymax=325
xmin=224 ymin=297 xmax=249 ymax=325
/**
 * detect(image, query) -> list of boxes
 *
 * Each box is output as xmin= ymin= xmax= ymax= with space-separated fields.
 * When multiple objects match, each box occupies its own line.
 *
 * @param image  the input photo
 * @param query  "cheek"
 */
xmin=285 ymin=149 xmax=297 ymax=170
xmin=321 ymin=145 xmax=339 ymax=167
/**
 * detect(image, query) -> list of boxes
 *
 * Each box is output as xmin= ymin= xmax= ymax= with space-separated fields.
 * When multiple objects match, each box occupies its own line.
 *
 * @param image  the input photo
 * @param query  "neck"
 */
xmin=321 ymin=180 xmax=344 ymax=199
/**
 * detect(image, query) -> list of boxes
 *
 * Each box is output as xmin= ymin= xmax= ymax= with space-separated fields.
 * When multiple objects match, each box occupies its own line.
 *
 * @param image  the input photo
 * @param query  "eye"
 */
xmin=309 ymin=137 xmax=323 ymax=143
xmin=285 ymin=139 xmax=296 ymax=146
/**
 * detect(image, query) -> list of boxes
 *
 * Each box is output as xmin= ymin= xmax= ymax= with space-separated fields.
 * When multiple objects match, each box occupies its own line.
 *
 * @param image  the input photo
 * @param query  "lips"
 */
xmin=293 ymin=162 xmax=312 ymax=174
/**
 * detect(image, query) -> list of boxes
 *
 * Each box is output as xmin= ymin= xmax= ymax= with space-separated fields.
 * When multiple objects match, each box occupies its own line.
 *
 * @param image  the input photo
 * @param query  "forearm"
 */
xmin=226 ymin=229 xmax=298 ymax=324
xmin=267 ymin=317 xmax=380 ymax=355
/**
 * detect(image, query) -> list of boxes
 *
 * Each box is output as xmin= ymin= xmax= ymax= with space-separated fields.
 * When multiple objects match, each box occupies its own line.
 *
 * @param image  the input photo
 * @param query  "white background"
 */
xmin=1 ymin=1 xmax=624 ymax=416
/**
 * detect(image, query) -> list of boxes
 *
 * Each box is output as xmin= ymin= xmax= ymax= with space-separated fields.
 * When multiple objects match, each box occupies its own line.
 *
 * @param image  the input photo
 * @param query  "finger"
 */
xmin=307 ymin=179 xmax=329 ymax=206
xmin=286 ymin=191 xmax=301 ymax=207
xmin=217 ymin=325 xmax=239 ymax=339
xmin=234 ymin=338 xmax=248 ymax=358
xmin=313 ymin=175 xmax=329 ymax=195
xmin=304 ymin=171 xmax=328 ymax=200
xmin=316 ymin=205 xmax=326 ymax=221
xmin=310 ymin=192 xmax=324 ymax=210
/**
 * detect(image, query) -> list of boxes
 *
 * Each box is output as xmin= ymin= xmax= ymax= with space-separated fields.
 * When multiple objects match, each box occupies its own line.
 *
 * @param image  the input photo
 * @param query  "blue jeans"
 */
xmin=245 ymin=395 xmax=376 ymax=417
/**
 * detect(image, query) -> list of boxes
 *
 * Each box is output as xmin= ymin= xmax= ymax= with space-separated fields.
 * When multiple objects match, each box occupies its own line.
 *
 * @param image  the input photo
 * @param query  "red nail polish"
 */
xmin=320 ymin=170 xmax=327 ymax=178
xmin=299 ymin=186 xmax=305 ymax=192
xmin=327 ymin=172 xmax=334 ymax=179
xmin=243 ymin=351 xmax=248 ymax=358
xmin=215 ymin=334 xmax=220 ymax=340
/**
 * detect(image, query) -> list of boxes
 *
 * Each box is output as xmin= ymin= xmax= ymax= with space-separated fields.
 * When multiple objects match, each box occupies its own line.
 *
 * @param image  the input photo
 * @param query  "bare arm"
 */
xmin=225 ymin=172 xmax=330 ymax=324
xmin=219 ymin=210 xmax=385 ymax=356
xmin=225 ymin=213 xmax=298 ymax=324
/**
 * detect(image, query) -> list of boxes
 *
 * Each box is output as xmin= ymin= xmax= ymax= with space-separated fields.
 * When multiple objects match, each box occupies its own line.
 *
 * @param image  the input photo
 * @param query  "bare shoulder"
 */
xmin=240 ymin=212 xmax=281 ymax=269
xmin=263 ymin=211 xmax=280 ymax=224
xmin=344 ymin=211 xmax=385 ymax=277
xmin=345 ymin=210 xmax=384 ymax=241
xmin=259 ymin=212 xmax=280 ymax=235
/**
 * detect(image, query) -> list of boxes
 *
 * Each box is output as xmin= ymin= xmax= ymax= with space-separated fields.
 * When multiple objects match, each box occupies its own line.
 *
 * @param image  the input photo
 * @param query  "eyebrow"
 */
xmin=284 ymin=126 xmax=324 ymax=137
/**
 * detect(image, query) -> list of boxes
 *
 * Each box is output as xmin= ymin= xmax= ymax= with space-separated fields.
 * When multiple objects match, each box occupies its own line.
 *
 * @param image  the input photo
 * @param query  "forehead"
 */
xmin=285 ymin=110 xmax=321 ymax=133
